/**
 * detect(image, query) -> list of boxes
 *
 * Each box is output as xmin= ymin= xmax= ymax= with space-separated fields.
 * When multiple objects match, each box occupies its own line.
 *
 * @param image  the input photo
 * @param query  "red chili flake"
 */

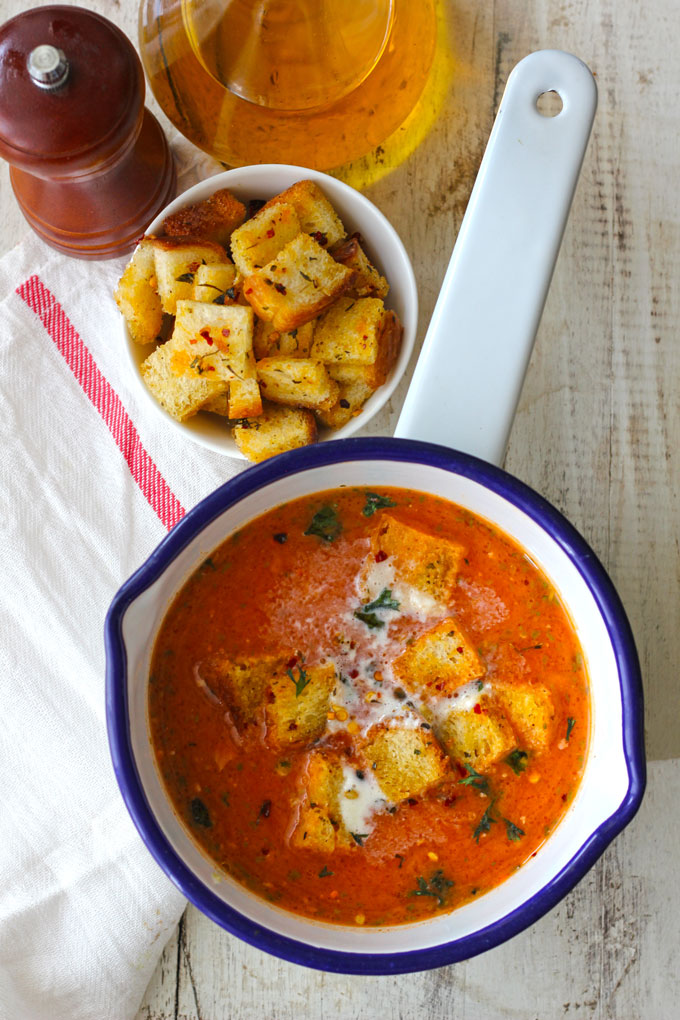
xmin=288 ymin=721 xmax=298 ymax=730
xmin=561 ymin=793 xmax=567 ymax=801
xmin=266 ymin=228 xmax=275 ymax=238
xmin=245 ymin=288 xmax=254 ymax=294
xmin=310 ymin=230 xmax=328 ymax=245
xmin=443 ymin=796 xmax=457 ymax=807
xmin=287 ymin=656 xmax=298 ymax=669
xmin=260 ymin=846 xmax=270 ymax=856
xmin=375 ymin=550 xmax=388 ymax=562
xmin=199 ymin=328 xmax=213 ymax=345
xmin=274 ymin=282 xmax=287 ymax=295
xmin=456 ymin=646 xmax=464 ymax=654
xmin=222 ymin=328 xmax=231 ymax=337
xmin=349 ymin=669 xmax=359 ymax=679
xmin=205 ymin=366 xmax=215 ymax=371
xmin=473 ymin=703 xmax=482 ymax=715
xmin=188 ymin=261 xmax=200 ymax=272
xmin=362 ymin=334 xmax=368 ymax=339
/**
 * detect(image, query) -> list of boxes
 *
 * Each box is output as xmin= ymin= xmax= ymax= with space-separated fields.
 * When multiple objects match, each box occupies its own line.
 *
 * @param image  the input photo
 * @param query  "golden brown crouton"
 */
xmin=366 ymin=512 xmax=466 ymax=603
xmin=330 ymin=233 xmax=389 ymax=299
xmin=392 ymin=619 xmax=485 ymax=698
xmin=494 ymin=681 xmax=556 ymax=751
xmin=201 ymin=392 xmax=230 ymax=416
xmin=310 ymin=297 xmax=386 ymax=366
xmin=243 ymin=233 xmax=354 ymax=332
xmin=114 ymin=238 xmax=163 ymax=345
xmin=290 ymin=750 xmax=350 ymax=851
xmin=151 ymin=238 xmax=228 ymax=315
xmin=261 ymin=181 xmax=345 ymax=248
xmin=193 ymin=262 xmax=238 ymax=304
xmin=228 ymin=377 xmax=262 ymax=419
xmin=232 ymin=402 xmax=317 ymax=462
xmin=256 ymin=357 xmax=339 ymax=411
xmin=437 ymin=698 xmax=515 ymax=770
xmin=315 ymin=367 xmax=375 ymax=429
xmin=265 ymin=661 xmax=337 ymax=748
xmin=173 ymin=300 xmax=255 ymax=380
xmin=253 ymin=319 xmax=315 ymax=360
xmin=230 ymin=201 xmax=301 ymax=276
xmin=363 ymin=725 xmax=449 ymax=802
xmin=140 ymin=333 xmax=228 ymax=422
xmin=198 ymin=653 xmax=285 ymax=729
xmin=318 ymin=309 xmax=403 ymax=400
xmin=162 ymin=188 xmax=246 ymax=247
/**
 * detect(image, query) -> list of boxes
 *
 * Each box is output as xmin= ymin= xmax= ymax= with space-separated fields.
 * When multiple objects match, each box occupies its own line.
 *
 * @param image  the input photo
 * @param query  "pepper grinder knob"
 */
xmin=0 ymin=5 xmax=176 ymax=260
xmin=27 ymin=44 xmax=69 ymax=90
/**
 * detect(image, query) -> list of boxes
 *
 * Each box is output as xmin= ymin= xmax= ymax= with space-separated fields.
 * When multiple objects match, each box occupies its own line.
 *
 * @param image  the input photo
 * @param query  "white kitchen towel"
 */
xmin=0 ymin=140 xmax=245 ymax=1020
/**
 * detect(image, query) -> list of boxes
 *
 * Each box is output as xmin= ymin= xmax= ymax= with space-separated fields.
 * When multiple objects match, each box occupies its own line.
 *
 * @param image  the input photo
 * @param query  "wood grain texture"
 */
xmin=0 ymin=0 xmax=677 ymax=1015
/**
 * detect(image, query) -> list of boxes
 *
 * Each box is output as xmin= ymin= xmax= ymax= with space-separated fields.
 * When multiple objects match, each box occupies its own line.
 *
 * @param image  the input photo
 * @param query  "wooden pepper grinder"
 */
xmin=0 ymin=5 xmax=176 ymax=259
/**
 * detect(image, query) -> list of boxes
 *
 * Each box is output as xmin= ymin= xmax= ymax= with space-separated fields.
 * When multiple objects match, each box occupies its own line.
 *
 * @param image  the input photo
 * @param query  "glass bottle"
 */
xmin=139 ymin=0 xmax=437 ymax=168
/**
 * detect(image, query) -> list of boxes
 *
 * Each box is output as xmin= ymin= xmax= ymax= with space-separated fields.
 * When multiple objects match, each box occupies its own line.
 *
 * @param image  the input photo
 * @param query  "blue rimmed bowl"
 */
xmin=105 ymin=437 xmax=645 ymax=974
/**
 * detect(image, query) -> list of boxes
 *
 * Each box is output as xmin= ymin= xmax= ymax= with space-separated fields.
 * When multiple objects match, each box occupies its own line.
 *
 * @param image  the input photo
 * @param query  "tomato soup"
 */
xmin=148 ymin=488 xmax=589 ymax=926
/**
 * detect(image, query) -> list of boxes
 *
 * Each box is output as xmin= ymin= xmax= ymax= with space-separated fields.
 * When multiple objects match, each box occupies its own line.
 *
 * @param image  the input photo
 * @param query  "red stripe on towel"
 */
xmin=17 ymin=275 xmax=185 ymax=531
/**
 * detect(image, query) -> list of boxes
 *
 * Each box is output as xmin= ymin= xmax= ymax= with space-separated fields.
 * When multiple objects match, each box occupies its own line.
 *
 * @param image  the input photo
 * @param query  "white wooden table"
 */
xmin=1 ymin=1 xmax=678 ymax=1016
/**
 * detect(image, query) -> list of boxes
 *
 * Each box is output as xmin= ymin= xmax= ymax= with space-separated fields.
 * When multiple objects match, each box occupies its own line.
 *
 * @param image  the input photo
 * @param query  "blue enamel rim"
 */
xmin=105 ymin=437 xmax=646 ymax=974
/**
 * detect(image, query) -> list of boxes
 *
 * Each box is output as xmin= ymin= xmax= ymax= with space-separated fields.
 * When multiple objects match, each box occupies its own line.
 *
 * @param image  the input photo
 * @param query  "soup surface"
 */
xmin=149 ymin=487 xmax=589 ymax=926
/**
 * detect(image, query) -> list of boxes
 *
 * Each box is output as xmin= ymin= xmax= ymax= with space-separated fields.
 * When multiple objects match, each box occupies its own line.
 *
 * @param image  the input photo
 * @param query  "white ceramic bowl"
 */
xmin=122 ymin=164 xmax=418 ymax=457
xmin=105 ymin=438 xmax=645 ymax=973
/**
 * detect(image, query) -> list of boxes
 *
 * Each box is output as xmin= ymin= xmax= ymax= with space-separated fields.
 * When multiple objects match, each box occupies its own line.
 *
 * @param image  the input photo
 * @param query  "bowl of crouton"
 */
xmin=115 ymin=166 xmax=417 ymax=461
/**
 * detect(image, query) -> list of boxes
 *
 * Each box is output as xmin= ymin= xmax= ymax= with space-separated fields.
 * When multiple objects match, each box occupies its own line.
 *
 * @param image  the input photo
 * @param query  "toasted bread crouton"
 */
xmin=162 ymin=188 xmax=246 ymax=247
xmin=392 ymin=619 xmax=484 ymax=698
xmin=363 ymin=725 xmax=448 ymax=802
xmin=198 ymin=653 xmax=284 ymax=728
xmin=256 ymin=357 xmax=339 ymax=411
xmin=243 ymin=233 xmax=354 ymax=332
xmin=265 ymin=661 xmax=337 ymax=749
xmin=315 ymin=367 xmax=375 ymax=429
xmin=262 ymin=181 xmax=345 ymax=248
xmin=152 ymin=238 xmax=228 ymax=315
xmin=330 ymin=233 xmax=389 ymax=299
xmin=253 ymin=319 xmax=315 ymax=360
xmin=193 ymin=262 xmax=238 ymax=304
xmin=115 ymin=238 xmax=163 ymax=345
xmin=232 ymin=402 xmax=317 ymax=462
xmin=228 ymin=377 xmax=262 ymax=418
xmin=202 ymin=391 xmax=230 ymax=416
xmin=173 ymin=300 xmax=254 ymax=380
xmin=366 ymin=512 xmax=466 ymax=603
xmin=494 ymin=681 xmax=556 ymax=751
xmin=140 ymin=334 xmax=228 ymax=422
xmin=310 ymin=297 xmax=387 ymax=366
xmin=230 ymin=201 xmax=301 ymax=276
xmin=437 ymin=699 xmax=515 ymax=770
xmin=291 ymin=750 xmax=350 ymax=851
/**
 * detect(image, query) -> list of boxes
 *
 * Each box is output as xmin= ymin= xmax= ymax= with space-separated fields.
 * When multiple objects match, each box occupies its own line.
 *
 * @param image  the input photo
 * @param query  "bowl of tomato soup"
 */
xmin=105 ymin=438 xmax=644 ymax=971
xmin=105 ymin=51 xmax=645 ymax=971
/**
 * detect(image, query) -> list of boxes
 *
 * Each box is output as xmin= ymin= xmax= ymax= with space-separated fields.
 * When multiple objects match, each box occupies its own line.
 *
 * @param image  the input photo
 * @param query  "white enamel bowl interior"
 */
xmin=121 ymin=165 xmax=418 ymax=457
xmin=122 ymin=458 xmax=629 ymax=957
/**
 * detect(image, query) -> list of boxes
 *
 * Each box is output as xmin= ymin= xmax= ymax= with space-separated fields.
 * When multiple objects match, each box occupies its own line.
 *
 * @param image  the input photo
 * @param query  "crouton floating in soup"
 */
xmin=148 ymin=487 xmax=589 ymax=926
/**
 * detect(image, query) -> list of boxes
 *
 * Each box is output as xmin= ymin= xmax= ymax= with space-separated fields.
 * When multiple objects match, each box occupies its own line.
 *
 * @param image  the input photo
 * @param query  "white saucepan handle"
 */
xmin=394 ymin=50 xmax=597 ymax=465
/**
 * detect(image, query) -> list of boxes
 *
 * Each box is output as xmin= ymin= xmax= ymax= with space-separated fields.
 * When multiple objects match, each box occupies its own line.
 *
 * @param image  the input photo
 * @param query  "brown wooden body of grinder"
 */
xmin=0 ymin=5 xmax=176 ymax=259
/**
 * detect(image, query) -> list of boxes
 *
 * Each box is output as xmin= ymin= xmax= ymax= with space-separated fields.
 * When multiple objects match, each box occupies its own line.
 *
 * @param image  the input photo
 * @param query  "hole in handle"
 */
xmin=536 ymin=90 xmax=563 ymax=117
